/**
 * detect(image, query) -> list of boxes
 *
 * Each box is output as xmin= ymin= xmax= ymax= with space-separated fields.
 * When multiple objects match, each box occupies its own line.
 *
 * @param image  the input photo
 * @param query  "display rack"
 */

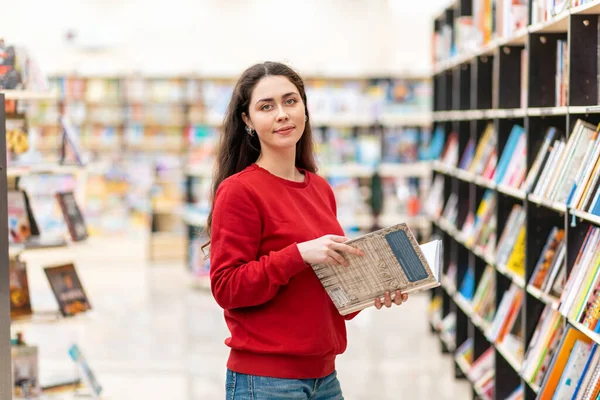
xmin=0 ymin=92 xmax=12 ymax=400
xmin=429 ymin=1 xmax=600 ymax=399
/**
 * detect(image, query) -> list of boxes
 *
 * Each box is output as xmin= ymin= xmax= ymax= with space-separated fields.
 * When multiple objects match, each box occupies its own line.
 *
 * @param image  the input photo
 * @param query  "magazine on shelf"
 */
xmin=310 ymin=223 xmax=442 ymax=315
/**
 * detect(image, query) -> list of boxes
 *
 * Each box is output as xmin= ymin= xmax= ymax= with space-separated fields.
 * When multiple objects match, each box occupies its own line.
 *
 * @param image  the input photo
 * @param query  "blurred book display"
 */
xmin=311 ymin=223 xmax=442 ymax=315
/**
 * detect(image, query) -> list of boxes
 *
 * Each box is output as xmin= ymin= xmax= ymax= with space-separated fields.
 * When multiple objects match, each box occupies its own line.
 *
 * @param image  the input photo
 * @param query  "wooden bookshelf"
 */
xmin=429 ymin=1 xmax=600 ymax=399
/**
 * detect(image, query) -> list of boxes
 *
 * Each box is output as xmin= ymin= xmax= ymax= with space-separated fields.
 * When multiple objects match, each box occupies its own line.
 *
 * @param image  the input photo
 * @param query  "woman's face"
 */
xmin=242 ymin=75 xmax=306 ymax=152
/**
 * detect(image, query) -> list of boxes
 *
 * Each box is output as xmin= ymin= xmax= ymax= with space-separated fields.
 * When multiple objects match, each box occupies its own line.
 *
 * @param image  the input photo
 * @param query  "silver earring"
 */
xmin=245 ymin=125 xmax=254 ymax=137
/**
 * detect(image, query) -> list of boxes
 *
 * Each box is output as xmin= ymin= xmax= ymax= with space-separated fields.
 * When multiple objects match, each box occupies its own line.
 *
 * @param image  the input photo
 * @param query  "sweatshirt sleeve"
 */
xmin=209 ymin=178 xmax=309 ymax=310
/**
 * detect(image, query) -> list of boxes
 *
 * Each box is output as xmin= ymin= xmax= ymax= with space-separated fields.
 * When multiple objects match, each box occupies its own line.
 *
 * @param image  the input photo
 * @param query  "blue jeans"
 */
xmin=225 ymin=369 xmax=344 ymax=400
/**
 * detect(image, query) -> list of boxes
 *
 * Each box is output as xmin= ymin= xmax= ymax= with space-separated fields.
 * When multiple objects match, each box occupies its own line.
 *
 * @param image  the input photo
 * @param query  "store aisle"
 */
xmin=20 ymin=237 xmax=470 ymax=400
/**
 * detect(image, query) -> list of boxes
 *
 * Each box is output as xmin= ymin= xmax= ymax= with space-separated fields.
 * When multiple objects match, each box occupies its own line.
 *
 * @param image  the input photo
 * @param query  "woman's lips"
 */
xmin=275 ymin=126 xmax=294 ymax=135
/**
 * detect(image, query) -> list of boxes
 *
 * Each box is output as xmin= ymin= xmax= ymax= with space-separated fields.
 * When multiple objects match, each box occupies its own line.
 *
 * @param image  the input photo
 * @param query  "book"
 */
xmin=68 ymin=344 xmax=102 ymax=397
xmin=56 ymin=192 xmax=88 ymax=242
xmin=9 ymin=259 xmax=32 ymax=319
xmin=11 ymin=345 xmax=41 ymax=399
xmin=44 ymin=263 xmax=91 ymax=317
xmin=310 ymin=223 xmax=442 ymax=315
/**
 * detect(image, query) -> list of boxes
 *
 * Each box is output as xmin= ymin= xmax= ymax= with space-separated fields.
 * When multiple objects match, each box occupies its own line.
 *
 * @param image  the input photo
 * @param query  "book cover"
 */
xmin=11 ymin=345 xmax=41 ymax=399
xmin=68 ymin=344 xmax=102 ymax=397
xmin=56 ymin=192 xmax=88 ymax=242
xmin=310 ymin=223 xmax=442 ymax=315
xmin=9 ymin=259 xmax=32 ymax=319
xmin=44 ymin=263 xmax=91 ymax=317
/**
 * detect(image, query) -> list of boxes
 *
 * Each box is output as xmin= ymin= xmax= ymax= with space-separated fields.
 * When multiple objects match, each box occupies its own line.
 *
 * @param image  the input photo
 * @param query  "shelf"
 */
xmin=569 ymin=319 xmax=600 ymax=346
xmin=472 ymin=313 xmax=492 ymax=334
xmin=528 ymin=107 xmax=569 ymax=116
xmin=570 ymin=208 xmax=600 ymax=226
xmin=454 ymin=168 xmax=475 ymax=183
xmin=378 ymin=162 xmax=432 ymax=178
xmin=497 ymin=28 xmax=529 ymax=47
xmin=528 ymin=194 xmax=567 ymax=213
xmin=455 ymin=355 xmax=472 ymax=377
xmin=378 ymin=113 xmax=432 ymax=127
xmin=182 ymin=210 xmax=208 ymax=227
xmin=7 ymin=164 xmax=84 ymax=177
xmin=454 ymin=293 xmax=474 ymax=318
xmin=496 ymin=264 xmax=525 ymax=288
xmin=474 ymin=176 xmax=496 ymax=190
xmin=496 ymin=184 xmax=526 ymax=200
xmin=491 ymin=108 xmax=527 ymax=119
xmin=495 ymin=342 xmax=523 ymax=374
xmin=472 ymin=246 xmax=496 ymax=267
xmin=186 ymin=164 xmax=213 ymax=177
xmin=526 ymin=285 xmax=560 ymax=310
xmin=572 ymin=0 xmax=600 ymax=14
xmin=527 ymin=380 xmax=541 ymax=395
xmin=1 ymin=90 xmax=57 ymax=101
xmin=379 ymin=214 xmax=430 ymax=230
xmin=319 ymin=164 xmax=374 ymax=177
xmin=10 ymin=310 xmax=93 ymax=327
xmin=568 ymin=105 xmax=600 ymax=114
xmin=529 ymin=10 xmax=570 ymax=34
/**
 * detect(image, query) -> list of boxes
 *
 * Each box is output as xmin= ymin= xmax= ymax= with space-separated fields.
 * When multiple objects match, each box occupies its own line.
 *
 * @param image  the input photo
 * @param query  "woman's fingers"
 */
xmin=327 ymin=250 xmax=348 ymax=266
xmin=402 ymin=293 xmax=409 ymax=302
xmin=393 ymin=290 xmax=403 ymax=305
xmin=384 ymin=291 xmax=392 ymax=308
xmin=330 ymin=242 xmax=364 ymax=257
xmin=375 ymin=297 xmax=383 ymax=309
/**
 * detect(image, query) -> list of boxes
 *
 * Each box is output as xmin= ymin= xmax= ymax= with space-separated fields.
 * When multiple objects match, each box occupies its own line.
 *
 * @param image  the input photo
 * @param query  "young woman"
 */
xmin=205 ymin=61 xmax=409 ymax=400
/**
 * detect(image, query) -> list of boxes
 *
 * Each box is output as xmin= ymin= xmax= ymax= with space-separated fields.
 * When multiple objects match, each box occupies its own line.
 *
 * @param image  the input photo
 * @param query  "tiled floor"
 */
xmin=15 ymin=237 xmax=471 ymax=400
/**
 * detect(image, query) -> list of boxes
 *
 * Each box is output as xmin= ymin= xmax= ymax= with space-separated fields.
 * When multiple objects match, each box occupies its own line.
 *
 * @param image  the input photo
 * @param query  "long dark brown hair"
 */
xmin=202 ymin=62 xmax=318 ymax=251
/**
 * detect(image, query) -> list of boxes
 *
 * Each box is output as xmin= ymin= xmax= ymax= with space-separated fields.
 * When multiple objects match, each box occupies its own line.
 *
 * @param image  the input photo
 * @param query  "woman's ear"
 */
xmin=241 ymin=112 xmax=252 ymax=129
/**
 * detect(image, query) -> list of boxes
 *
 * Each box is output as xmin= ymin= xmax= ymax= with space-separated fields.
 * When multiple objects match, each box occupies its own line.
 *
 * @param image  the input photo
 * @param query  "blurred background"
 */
xmin=2 ymin=1 xmax=465 ymax=399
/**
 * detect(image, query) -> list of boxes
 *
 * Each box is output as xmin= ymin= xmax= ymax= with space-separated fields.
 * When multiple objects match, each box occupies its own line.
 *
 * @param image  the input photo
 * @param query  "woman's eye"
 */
xmin=261 ymin=104 xmax=273 ymax=111
xmin=286 ymin=98 xmax=297 ymax=105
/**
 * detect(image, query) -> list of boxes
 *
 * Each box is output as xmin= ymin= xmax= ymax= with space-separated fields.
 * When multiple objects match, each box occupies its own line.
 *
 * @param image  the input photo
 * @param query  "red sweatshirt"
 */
xmin=209 ymin=163 xmax=358 ymax=379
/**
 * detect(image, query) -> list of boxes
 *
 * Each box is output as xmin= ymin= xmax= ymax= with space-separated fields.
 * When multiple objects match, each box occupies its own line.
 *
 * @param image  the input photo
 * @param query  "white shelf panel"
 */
xmin=528 ymin=107 xmax=568 ymax=116
xmin=186 ymin=164 xmax=213 ymax=177
xmin=7 ymin=164 xmax=83 ymax=177
xmin=1 ymin=90 xmax=57 ymax=101
xmin=379 ymin=113 xmax=432 ymax=127
xmin=572 ymin=0 xmax=600 ymax=14
xmin=320 ymin=164 xmax=375 ymax=177
xmin=378 ymin=162 xmax=431 ymax=178
xmin=529 ymin=10 xmax=570 ymax=34
xmin=496 ymin=184 xmax=526 ymax=200
xmin=571 ymin=208 xmax=600 ymax=226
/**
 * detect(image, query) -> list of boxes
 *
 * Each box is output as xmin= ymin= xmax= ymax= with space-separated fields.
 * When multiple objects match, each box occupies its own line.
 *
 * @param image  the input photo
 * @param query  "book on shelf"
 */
xmin=522 ymin=305 xmax=565 ymax=389
xmin=11 ymin=344 xmax=41 ymax=400
xmin=538 ymin=325 xmax=599 ymax=400
xmin=468 ymin=123 xmax=496 ymax=177
xmin=44 ymin=263 xmax=91 ymax=317
xmin=68 ymin=344 xmax=102 ymax=398
xmin=521 ymin=127 xmax=559 ymax=194
xmin=559 ymin=226 xmax=600 ymax=327
xmin=467 ymin=347 xmax=495 ymax=394
xmin=488 ymin=284 xmax=523 ymax=344
xmin=529 ymin=227 xmax=566 ymax=300
xmin=459 ymin=267 xmax=476 ymax=301
xmin=310 ymin=223 xmax=442 ymax=315
xmin=464 ymin=189 xmax=495 ymax=247
xmin=439 ymin=131 xmax=459 ymax=168
xmin=9 ymin=258 xmax=32 ymax=319
xmin=495 ymin=204 xmax=526 ymax=267
xmin=456 ymin=337 xmax=474 ymax=365
xmin=493 ymin=125 xmax=526 ymax=187
xmin=472 ymin=265 xmax=496 ymax=325
xmin=56 ymin=191 xmax=88 ymax=242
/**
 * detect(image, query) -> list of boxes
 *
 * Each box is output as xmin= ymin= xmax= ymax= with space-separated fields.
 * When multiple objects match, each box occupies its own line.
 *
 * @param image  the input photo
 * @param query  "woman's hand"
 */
xmin=375 ymin=290 xmax=408 ymax=309
xmin=297 ymin=234 xmax=364 ymax=266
